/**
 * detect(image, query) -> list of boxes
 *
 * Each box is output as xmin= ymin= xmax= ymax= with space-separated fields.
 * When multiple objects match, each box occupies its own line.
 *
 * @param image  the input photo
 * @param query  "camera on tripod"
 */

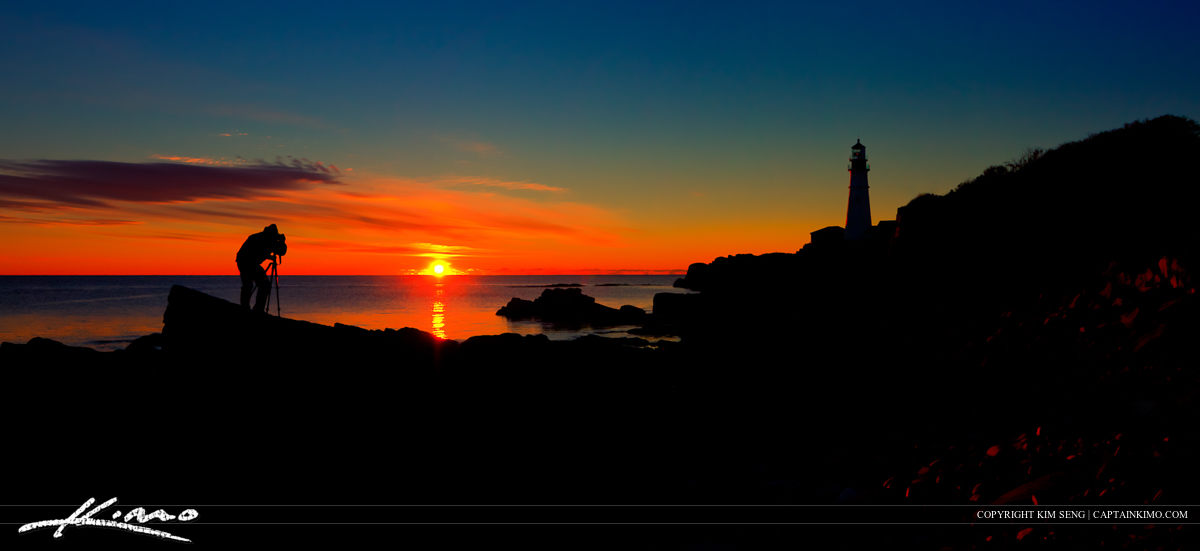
xmin=264 ymin=232 xmax=287 ymax=316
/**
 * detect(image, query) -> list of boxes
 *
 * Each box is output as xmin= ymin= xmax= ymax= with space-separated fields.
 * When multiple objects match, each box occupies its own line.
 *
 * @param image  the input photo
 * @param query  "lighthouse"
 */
xmin=845 ymin=139 xmax=872 ymax=240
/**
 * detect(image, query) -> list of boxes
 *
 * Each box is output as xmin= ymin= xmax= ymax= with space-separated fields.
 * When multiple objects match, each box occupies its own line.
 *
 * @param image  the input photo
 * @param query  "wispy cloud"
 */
xmin=0 ymin=215 xmax=140 ymax=226
xmin=439 ymin=176 xmax=565 ymax=193
xmin=0 ymin=198 xmax=85 ymax=212
xmin=150 ymin=154 xmax=241 ymax=166
xmin=298 ymin=239 xmax=479 ymax=257
xmin=271 ymin=156 xmax=341 ymax=175
xmin=412 ymin=242 xmax=475 ymax=254
xmin=0 ymin=158 xmax=342 ymax=208
xmin=108 ymin=231 xmax=219 ymax=242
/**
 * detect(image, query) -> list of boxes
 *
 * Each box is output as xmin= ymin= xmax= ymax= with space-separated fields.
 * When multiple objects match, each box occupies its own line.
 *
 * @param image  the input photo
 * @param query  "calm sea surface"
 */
xmin=0 ymin=275 xmax=690 ymax=350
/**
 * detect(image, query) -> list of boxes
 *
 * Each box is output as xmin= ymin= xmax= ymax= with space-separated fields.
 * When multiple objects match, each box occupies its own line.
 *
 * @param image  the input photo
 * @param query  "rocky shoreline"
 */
xmin=1 ymin=283 xmax=688 ymax=362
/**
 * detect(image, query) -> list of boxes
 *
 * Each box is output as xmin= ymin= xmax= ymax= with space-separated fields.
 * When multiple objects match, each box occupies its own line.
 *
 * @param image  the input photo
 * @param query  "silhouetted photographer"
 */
xmin=236 ymin=224 xmax=287 ymax=313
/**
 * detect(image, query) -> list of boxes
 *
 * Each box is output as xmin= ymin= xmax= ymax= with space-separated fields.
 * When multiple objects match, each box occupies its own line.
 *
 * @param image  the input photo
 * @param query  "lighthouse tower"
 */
xmin=845 ymin=139 xmax=872 ymax=240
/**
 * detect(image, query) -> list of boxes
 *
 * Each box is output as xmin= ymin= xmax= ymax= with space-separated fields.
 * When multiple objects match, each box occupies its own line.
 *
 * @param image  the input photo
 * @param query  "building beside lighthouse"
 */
xmin=845 ymin=139 xmax=872 ymax=240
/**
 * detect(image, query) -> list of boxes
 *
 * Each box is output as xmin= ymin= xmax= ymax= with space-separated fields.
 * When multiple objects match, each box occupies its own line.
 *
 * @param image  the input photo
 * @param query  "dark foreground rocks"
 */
xmin=1 ymin=285 xmax=695 ymax=506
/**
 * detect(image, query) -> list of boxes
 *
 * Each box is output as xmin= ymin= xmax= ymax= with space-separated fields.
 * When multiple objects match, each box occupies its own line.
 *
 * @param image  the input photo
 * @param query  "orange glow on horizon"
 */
xmin=0 ymin=168 xmax=835 ymax=275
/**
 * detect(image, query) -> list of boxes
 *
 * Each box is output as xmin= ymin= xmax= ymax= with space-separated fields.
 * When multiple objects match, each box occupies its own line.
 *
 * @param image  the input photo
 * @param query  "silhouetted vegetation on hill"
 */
xmin=895 ymin=114 xmax=1200 ymax=297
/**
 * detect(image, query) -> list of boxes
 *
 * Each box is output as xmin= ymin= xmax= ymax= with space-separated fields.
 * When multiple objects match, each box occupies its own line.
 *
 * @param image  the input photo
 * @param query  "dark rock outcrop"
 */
xmin=0 ymin=336 xmax=107 ymax=363
xmin=673 ymin=252 xmax=804 ymax=293
xmin=162 ymin=284 xmax=451 ymax=369
xmin=125 ymin=332 xmax=166 ymax=353
xmin=496 ymin=287 xmax=646 ymax=327
xmin=626 ymin=291 xmax=705 ymax=336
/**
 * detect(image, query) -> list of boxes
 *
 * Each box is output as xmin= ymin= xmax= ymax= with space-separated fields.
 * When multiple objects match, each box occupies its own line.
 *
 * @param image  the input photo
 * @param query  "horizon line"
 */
xmin=0 ymin=272 xmax=688 ymax=277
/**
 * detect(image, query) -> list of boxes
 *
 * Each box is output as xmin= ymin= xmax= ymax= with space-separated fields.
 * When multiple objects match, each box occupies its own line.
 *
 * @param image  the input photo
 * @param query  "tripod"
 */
xmin=264 ymin=255 xmax=282 ymax=317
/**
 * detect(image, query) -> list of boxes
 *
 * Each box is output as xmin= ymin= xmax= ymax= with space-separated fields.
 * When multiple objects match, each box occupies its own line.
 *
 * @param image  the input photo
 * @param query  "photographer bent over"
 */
xmin=236 ymin=224 xmax=287 ymax=312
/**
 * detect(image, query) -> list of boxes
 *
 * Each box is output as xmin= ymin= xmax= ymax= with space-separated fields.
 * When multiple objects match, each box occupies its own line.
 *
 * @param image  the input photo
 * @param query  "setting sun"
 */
xmin=414 ymin=261 xmax=458 ymax=276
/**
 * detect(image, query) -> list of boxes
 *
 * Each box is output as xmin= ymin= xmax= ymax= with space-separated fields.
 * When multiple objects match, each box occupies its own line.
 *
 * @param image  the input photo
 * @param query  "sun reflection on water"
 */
xmin=431 ymin=283 xmax=446 ymax=339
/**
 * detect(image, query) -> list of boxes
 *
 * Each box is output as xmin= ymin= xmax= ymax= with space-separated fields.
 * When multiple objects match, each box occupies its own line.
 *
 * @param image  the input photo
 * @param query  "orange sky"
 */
xmin=0 ymin=163 xmax=835 ymax=275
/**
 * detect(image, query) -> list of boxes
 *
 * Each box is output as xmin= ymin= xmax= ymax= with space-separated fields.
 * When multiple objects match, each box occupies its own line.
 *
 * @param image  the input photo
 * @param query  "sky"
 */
xmin=1 ymin=1 xmax=1197 ymax=274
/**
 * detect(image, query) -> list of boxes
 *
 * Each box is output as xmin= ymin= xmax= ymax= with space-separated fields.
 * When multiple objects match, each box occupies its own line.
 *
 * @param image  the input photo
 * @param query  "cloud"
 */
xmin=272 ymin=156 xmax=340 ymax=175
xmin=298 ymin=239 xmax=479 ymax=257
xmin=0 ymin=215 xmax=140 ymax=226
xmin=476 ymin=213 xmax=580 ymax=236
xmin=0 ymin=158 xmax=342 ymax=208
xmin=315 ymin=180 xmax=622 ymax=243
xmin=412 ymin=242 xmax=475 ymax=254
xmin=150 ymin=154 xmax=240 ymax=166
xmin=112 ymin=231 xmax=218 ymax=242
xmin=148 ymin=196 xmax=471 ymax=236
xmin=0 ymin=198 xmax=80 ymax=212
xmin=287 ymin=181 xmax=618 ymax=245
xmin=439 ymin=177 xmax=565 ymax=193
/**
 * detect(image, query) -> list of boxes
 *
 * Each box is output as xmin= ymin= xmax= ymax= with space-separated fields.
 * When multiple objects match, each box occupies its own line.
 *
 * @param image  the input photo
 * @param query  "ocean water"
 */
xmin=0 ymin=275 xmax=690 ymax=350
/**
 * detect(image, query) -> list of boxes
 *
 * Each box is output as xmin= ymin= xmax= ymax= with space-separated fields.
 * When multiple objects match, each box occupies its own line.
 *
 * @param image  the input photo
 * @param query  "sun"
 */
xmin=419 ymin=260 xmax=456 ymax=276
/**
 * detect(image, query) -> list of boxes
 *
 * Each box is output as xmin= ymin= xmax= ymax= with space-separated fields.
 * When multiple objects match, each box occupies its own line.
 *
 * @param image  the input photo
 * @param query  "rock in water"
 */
xmin=496 ymin=287 xmax=646 ymax=327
